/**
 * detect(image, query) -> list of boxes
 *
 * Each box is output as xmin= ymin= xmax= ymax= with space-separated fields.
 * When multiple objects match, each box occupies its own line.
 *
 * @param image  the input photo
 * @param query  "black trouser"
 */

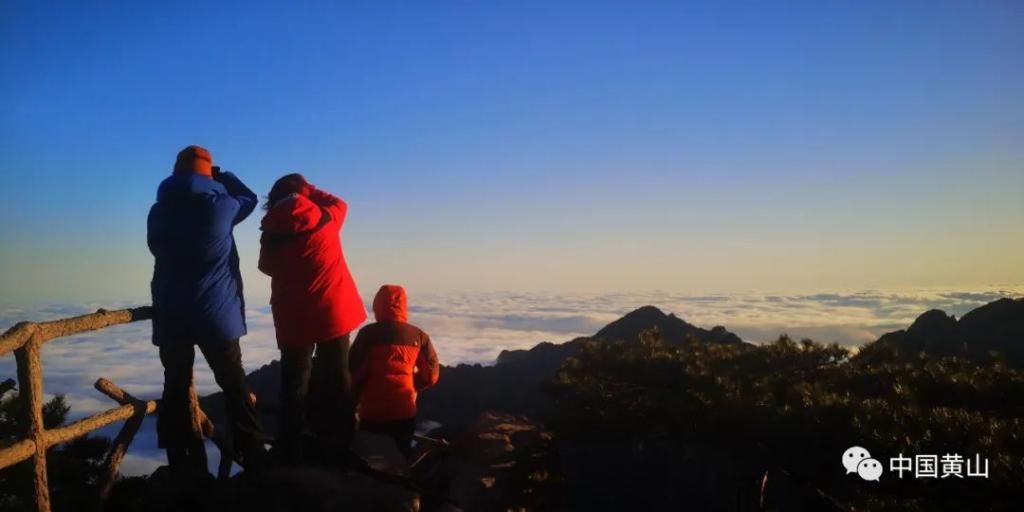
xmin=158 ymin=339 xmax=266 ymax=472
xmin=360 ymin=418 xmax=416 ymax=458
xmin=279 ymin=334 xmax=355 ymax=462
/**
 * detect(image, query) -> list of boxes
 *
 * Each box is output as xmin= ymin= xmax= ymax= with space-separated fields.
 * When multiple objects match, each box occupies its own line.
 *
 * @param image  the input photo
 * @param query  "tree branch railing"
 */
xmin=0 ymin=306 xmax=235 ymax=512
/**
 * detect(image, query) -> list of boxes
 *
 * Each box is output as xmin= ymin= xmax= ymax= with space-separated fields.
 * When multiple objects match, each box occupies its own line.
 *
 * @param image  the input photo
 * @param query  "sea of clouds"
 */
xmin=1 ymin=286 xmax=1021 ymax=475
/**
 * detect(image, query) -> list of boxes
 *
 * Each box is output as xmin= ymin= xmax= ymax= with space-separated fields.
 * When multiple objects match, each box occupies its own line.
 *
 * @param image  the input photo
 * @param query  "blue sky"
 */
xmin=1 ymin=1 xmax=1022 ymax=305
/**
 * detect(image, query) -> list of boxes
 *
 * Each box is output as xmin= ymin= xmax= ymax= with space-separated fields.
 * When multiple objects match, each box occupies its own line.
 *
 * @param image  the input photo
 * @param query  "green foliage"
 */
xmin=548 ymin=330 xmax=1024 ymax=511
xmin=0 ymin=379 xmax=112 ymax=512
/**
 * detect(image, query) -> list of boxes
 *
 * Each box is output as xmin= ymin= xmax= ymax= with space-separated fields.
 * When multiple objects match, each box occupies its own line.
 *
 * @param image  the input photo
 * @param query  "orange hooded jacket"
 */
xmin=349 ymin=285 xmax=439 ymax=421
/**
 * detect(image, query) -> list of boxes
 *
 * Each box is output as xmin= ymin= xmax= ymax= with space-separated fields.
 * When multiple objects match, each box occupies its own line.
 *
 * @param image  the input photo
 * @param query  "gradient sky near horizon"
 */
xmin=1 ymin=1 xmax=1022 ymax=307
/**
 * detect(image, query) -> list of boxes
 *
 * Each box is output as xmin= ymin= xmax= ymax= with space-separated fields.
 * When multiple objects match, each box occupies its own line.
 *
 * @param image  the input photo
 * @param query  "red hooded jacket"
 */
xmin=350 ymin=285 xmax=440 ymax=421
xmin=258 ymin=188 xmax=366 ymax=348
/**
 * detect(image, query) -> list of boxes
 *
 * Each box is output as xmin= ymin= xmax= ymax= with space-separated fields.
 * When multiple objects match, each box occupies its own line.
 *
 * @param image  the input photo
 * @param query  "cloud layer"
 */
xmin=1 ymin=286 xmax=1020 ymax=475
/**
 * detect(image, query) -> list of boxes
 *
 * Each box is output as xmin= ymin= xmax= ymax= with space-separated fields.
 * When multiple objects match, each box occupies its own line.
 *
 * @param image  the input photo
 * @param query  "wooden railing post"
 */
xmin=186 ymin=374 xmax=239 ymax=479
xmin=94 ymin=378 xmax=150 ymax=500
xmin=15 ymin=333 xmax=51 ymax=512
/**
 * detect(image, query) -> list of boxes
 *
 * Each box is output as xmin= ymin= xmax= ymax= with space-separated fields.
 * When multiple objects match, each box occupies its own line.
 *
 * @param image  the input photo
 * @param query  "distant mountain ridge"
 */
xmin=593 ymin=304 xmax=744 ymax=345
xmin=855 ymin=298 xmax=1024 ymax=366
xmin=494 ymin=305 xmax=743 ymax=366
xmin=204 ymin=298 xmax=1023 ymax=431
xmin=420 ymin=306 xmax=744 ymax=426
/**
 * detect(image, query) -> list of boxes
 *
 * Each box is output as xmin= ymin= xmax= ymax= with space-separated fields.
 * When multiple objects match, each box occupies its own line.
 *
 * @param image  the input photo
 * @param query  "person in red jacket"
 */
xmin=350 ymin=284 xmax=439 ymax=457
xmin=258 ymin=173 xmax=367 ymax=462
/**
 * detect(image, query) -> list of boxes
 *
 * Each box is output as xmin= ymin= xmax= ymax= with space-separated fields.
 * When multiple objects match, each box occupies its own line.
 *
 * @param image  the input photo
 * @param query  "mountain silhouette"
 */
xmin=421 ymin=305 xmax=743 ymax=427
xmin=593 ymin=305 xmax=743 ymax=345
xmin=855 ymin=298 xmax=1024 ymax=366
xmin=496 ymin=305 xmax=743 ymax=366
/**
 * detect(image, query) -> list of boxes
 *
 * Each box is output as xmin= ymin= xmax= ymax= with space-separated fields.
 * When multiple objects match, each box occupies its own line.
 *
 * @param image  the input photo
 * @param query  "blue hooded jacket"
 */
xmin=147 ymin=172 xmax=257 ymax=345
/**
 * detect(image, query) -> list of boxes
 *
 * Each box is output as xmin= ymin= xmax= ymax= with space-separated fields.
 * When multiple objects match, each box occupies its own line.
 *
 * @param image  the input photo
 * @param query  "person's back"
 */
xmin=149 ymin=156 xmax=252 ymax=343
xmin=258 ymin=174 xmax=366 ymax=463
xmin=353 ymin=321 xmax=432 ymax=420
xmin=147 ymin=145 xmax=267 ymax=476
xmin=350 ymin=285 xmax=439 ymax=455
xmin=258 ymin=176 xmax=365 ymax=348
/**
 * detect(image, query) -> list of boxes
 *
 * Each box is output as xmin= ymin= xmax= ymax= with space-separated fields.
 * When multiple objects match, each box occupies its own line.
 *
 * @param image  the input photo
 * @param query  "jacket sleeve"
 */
xmin=306 ymin=187 xmax=347 ymax=228
xmin=214 ymin=172 xmax=258 ymax=225
xmin=349 ymin=329 xmax=371 ymax=397
xmin=414 ymin=334 xmax=440 ymax=391
xmin=257 ymin=232 xmax=274 ymax=277
xmin=146 ymin=205 xmax=162 ymax=256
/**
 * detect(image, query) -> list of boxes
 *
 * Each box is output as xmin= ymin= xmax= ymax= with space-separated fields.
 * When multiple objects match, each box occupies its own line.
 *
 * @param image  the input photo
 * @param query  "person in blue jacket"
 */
xmin=148 ymin=145 xmax=268 ymax=476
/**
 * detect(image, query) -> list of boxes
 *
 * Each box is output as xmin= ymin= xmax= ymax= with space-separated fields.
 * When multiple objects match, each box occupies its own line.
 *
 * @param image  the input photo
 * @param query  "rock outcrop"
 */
xmin=442 ymin=412 xmax=559 ymax=511
xmin=106 ymin=412 xmax=558 ymax=512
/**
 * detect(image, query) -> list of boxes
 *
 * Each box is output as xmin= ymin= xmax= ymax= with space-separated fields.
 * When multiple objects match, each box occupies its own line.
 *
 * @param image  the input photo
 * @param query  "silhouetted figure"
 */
xmin=148 ymin=145 xmax=268 ymax=477
xmin=258 ymin=174 xmax=366 ymax=464
xmin=350 ymin=285 xmax=440 ymax=456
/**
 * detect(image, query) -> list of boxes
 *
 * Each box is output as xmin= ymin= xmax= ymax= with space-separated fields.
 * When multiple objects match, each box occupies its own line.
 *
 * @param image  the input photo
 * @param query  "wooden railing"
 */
xmin=0 ymin=307 xmax=233 ymax=512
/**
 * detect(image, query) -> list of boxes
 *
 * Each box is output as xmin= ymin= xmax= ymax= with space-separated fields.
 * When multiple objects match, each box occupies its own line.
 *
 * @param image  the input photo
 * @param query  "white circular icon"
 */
xmin=856 ymin=458 xmax=883 ymax=481
xmin=842 ymin=446 xmax=871 ymax=474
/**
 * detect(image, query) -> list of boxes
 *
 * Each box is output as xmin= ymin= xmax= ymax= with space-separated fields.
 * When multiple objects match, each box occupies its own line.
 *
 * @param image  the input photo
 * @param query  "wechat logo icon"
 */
xmin=843 ymin=446 xmax=882 ymax=481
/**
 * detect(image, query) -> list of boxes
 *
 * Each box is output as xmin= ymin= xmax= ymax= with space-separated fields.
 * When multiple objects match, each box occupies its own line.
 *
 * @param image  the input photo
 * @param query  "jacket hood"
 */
xmin=373 ymin=285 xmax=408 ymax=323
xmin=156 ymin=174 xmax=226 ymax=202
xmin=173 ymin=145 xmax=214 ymax=177
xmin=261 ymin=194 xmax=323 ymax=234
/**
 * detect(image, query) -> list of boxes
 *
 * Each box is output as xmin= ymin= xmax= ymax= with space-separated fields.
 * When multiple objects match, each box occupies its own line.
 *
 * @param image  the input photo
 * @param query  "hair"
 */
xmin=264 ymin=173 xmax=308 ymax=210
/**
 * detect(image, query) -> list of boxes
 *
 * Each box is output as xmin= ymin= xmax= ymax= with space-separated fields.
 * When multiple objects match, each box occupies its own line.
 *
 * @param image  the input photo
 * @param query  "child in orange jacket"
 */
xmin=349 ymin=285 xmax=439 ymax=456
